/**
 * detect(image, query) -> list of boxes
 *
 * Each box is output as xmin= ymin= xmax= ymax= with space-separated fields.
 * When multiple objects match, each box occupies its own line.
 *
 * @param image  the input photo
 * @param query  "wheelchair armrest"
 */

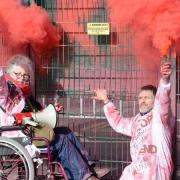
xmin=0 ymin=125 xmax=26 ymax=132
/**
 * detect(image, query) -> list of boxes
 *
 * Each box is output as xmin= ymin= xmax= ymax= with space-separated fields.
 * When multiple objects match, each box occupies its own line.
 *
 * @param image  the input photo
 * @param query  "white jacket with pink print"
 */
xmin=103 ymin=79 xmax=175 ymax=180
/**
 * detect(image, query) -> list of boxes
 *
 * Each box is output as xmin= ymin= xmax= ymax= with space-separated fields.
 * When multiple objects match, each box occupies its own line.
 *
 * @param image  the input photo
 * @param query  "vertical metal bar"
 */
xmin=119 ymin=100 xmax=123 ymax=115
xmin=170 ymin=50 xmax=176 ymax=117
xmin=133 ymin=100 xmax=136 ymax=116
xmin=93 ymin=98 xmax=96 ymax=117
xmin=80 ymin=95 xmax=83 ymax=116
xmin=67 ymin=96 xmax=70 ymax=116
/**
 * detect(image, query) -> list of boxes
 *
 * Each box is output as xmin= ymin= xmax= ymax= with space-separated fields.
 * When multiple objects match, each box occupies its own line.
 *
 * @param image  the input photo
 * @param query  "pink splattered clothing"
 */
xmin=0 ymin=76 xmax=26 ymax=137
xmin=0 ymin=71 xmax=39 ymax=157
xmin=104 ymin=79 xmax=175 ymax=180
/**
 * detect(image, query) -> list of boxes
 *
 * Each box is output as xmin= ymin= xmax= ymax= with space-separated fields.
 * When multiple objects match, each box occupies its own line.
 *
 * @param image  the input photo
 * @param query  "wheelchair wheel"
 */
xmin=0 ymin=137 xmax=34 ymax=180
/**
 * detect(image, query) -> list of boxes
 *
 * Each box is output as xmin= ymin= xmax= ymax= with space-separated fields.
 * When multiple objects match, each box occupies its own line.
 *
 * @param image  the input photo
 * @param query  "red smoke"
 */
xmin=0 ymin=0 xmax=60 ymax=60
xmin=107 ymin=0 xmax=180 ymax=63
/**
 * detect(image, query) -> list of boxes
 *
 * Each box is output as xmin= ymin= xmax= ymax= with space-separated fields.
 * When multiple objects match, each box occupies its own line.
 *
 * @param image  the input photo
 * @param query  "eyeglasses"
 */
xmin=13 ymin=72 xmax=30 ymax=82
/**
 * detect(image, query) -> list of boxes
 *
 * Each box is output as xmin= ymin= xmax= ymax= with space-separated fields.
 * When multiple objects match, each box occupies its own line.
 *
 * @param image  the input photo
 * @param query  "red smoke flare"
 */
xmin=107 ymin=0 xmax=180 ymax=62
xmin=0 ymin=0 xmax=60 ymax=58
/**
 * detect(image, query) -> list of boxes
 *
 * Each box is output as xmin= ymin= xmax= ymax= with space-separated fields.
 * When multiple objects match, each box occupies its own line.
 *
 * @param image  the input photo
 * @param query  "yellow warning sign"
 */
xmin=87 ymin=23 xmax=110 ymax=35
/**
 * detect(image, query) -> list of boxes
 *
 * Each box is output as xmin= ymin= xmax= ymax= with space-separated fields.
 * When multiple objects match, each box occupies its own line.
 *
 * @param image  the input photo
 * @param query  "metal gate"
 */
xmin=34 ymin=0 xmax=163 ymax=179
xmin=0 ymin=0 xmax=178 ymax=179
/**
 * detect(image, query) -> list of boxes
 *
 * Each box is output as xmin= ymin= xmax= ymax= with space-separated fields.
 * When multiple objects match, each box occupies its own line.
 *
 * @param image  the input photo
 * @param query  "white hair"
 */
xmin=6 ymin=54 xmax=35 ymax=89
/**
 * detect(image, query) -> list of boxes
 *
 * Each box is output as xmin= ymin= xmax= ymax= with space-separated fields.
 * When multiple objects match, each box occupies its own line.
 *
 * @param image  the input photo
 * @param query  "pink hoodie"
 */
xmin=104 ymin=80 xmax=174 ymax=180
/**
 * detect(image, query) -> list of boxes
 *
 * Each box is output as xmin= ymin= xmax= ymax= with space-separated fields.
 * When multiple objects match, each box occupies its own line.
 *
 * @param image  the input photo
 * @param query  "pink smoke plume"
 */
xmin=0 ymin=0 xmax=60 ymax=57
xmin=107 ymin=0 xmax=180 ymax=62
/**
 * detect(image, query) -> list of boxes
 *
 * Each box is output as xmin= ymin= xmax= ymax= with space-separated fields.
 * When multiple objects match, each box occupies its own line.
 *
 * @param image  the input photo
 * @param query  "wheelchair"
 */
xmin=0 ymin=125 xmax=68 ymax=180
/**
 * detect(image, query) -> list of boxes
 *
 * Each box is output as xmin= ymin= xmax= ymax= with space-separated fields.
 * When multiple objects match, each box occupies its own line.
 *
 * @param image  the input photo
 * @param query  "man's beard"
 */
xmin=139 ymin=105 xmax=151 ymax=114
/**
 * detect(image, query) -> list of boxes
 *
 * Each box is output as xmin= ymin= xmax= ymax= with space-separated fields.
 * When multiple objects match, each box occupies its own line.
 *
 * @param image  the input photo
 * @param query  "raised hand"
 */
xmin=160 ymin=62 xmax=172 ymax=82
xmin=93 ymin=89 xmax=109 ymax=104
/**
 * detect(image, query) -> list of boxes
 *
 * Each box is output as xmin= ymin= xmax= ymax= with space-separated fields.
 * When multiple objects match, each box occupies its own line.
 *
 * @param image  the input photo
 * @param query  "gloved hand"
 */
xmin=14 ymin=112 xmax=32 ymax=124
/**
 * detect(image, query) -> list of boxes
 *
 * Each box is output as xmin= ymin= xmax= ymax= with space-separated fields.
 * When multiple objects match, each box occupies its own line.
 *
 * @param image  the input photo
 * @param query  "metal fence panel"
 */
xmin=34 ymin=0 xmax=160 ymax=179
xmin=0 ymin=0 xmax=178 ymax=179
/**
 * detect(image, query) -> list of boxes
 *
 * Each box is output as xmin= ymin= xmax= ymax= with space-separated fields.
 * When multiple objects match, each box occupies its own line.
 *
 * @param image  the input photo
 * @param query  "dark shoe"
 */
xmin=94 ymin=167 xmax=110 ymax=178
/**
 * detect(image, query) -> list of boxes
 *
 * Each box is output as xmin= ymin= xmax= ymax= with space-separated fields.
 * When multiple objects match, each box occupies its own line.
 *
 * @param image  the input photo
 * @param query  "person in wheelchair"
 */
xmin=0 ymin=54 xmax=110 ymax=180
